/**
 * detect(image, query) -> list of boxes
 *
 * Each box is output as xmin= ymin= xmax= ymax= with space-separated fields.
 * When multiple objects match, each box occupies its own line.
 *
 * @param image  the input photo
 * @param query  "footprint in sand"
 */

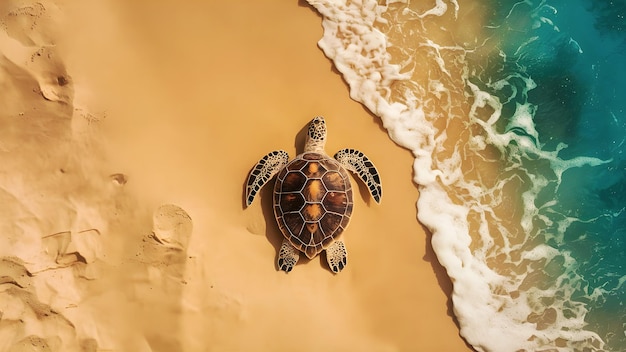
xmin=131 ymin=205 xmax=193 ymax=352
xmin=136 ymin=204 xmax=193 ymax=280
xmin=151 ymin=204 xmax=193 ymax=250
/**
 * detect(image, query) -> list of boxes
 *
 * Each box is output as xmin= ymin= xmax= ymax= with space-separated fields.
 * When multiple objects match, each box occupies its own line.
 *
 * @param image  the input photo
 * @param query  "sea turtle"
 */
xmin=245 ymin=116 xmax=382 ymax=273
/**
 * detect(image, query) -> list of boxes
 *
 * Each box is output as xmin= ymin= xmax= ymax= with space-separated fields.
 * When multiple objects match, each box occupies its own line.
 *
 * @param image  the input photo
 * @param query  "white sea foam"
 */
xmin=307 ymin=0 xmax=609 ymax=351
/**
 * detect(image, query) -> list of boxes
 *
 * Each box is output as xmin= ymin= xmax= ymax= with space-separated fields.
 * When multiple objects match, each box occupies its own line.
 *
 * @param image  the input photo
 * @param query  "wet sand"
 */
xmin=0 ymin=1 xmax=473 ymax=351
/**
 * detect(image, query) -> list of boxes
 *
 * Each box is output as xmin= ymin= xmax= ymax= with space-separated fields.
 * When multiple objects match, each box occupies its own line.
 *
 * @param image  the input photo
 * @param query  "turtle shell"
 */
xmin=274 ymin=152 xmax=353 ymax=259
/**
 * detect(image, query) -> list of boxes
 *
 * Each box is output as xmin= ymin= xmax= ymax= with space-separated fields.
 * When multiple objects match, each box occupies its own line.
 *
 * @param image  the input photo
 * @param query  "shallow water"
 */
xmin=307 ymin=0 xmax=626 ymax=350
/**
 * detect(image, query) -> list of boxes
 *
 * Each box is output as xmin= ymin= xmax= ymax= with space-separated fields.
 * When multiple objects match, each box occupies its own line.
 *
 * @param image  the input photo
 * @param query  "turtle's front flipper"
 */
xmin=246 ymin=150 xmax=289 ymax=207
xmin=334 ymin=148 xmax=382 ymax=203
xmin=326 ymin=240 xmax=347 ymax=273
xmin=278 ymin=239 xmax=300 ymax=272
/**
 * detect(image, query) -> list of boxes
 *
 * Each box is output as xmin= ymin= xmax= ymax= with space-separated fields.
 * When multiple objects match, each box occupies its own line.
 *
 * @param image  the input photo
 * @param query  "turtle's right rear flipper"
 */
xmin=245 ymin=150 xmax=289 ymax=206
xmin=326 ymin=240 xmax=347 ymax=273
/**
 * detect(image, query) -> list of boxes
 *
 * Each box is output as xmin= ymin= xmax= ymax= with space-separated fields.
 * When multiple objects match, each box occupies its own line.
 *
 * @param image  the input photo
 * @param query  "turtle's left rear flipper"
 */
xmin=246 ymin=150 xmax=289 ymax=206
xmin=334 ymin=148 xmax=382 ymax=203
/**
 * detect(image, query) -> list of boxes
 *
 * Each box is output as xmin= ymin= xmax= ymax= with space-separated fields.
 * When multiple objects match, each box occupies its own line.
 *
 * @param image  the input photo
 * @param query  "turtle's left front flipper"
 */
xmin=334 ymin=148 xmax=382 ymax=203
xmin=246 ymin=150 xmax=289 ymax=207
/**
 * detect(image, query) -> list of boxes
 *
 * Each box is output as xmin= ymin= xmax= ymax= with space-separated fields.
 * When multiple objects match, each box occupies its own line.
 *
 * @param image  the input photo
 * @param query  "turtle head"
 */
xmin=304 ymin=116 xmax=327 ymax=153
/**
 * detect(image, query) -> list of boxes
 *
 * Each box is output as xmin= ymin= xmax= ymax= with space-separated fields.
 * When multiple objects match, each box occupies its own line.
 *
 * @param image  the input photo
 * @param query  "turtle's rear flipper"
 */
xmin=245 ymin=150 xmax=289 ymax=206
xmin=326 ymin=240 xmax=347 ymax=273
xmin=334 ymin=148 xmax=382 ymax=203
xmin=278 ymin=239 xmax=300 ymax=272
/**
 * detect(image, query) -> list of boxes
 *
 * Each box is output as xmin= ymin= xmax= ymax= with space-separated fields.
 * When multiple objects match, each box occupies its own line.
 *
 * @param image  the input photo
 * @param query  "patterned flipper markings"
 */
xmin=326 ymin=240 xmax=347 ymax=273
xmin=246 ymin=150 xmax=289 ymax=206
xmin=334 ymin=148 xmax=382 ymax=203
xmin=278 ymin=239 xmax=300 ymax=273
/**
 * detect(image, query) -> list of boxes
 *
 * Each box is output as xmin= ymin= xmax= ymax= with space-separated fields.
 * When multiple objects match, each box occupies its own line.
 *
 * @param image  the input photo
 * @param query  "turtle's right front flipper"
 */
xmin=334 ymin=148 xmax=382 ymax=203
xmin=246 ymin=150 xmax=289 ymax=206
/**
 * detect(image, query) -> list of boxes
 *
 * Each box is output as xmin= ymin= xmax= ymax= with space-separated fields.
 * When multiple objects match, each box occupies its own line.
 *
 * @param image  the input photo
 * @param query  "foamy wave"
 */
xmin=307 ymin=0 xmax=609 ymax=350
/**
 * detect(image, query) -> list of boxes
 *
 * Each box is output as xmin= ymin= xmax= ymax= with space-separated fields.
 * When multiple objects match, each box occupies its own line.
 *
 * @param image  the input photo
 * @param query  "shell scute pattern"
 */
xmin=279 ymin=193 xmax=305 ymax=213
xmin=283 ymin=171 xmax=307 ymax=191
xmin=302 ymin=179 xmax=325 ymax=202
xmin=286 ymin=158 xmax=307 ymax=172
xmin=274 ymin=153 xmax=353 ymax=259
xmin=282 ymin=213 xmax=305 ymax=237
xmin=322 ymin=172 xmax=344 ymax=191
xmin=322 ymin=191 xmax=350 ymax=214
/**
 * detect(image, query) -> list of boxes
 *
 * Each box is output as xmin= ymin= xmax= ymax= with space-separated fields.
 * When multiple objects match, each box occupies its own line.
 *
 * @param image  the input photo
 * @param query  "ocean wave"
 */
xmin=307 ymin=0 xmax=624 ymax=350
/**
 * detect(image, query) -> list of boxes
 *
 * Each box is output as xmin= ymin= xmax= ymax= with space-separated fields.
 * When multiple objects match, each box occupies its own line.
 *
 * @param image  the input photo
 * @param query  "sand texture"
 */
xmin=0 ymin=1 xmax=473 ymax=351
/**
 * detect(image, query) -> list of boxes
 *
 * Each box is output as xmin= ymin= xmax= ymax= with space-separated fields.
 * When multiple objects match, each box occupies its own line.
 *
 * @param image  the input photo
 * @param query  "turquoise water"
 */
xmin=478 ymin=1 xmax=626 ymax=349
xmin=309 ymin=0 xmax=625 ymax=350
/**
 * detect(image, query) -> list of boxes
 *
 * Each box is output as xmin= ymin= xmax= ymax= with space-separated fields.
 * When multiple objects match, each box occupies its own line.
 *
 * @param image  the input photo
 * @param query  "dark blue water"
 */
xmin=475 ymin=0 xmax=626 ymax=349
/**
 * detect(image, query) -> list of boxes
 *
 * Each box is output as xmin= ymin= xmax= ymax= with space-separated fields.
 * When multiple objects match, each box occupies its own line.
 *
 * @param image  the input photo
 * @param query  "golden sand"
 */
xmin=0 ymin=1 xmax=473 ymax=350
